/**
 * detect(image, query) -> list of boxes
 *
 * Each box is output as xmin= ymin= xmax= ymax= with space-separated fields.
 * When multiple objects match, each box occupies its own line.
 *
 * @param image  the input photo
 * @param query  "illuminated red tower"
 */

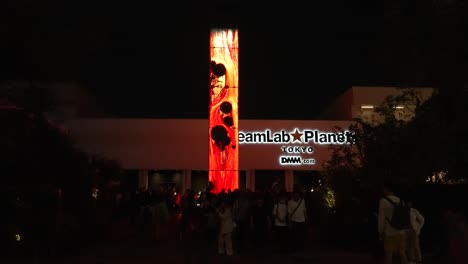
xmin=208 ymin=29 xmax=239 ymax=193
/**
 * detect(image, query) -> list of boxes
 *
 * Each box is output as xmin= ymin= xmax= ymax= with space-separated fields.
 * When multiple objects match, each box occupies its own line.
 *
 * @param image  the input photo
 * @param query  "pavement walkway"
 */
xmin=2 ymin=229 xmax=376 ymax=264
xmin=5 ymin=217 xmax=442 ymax=264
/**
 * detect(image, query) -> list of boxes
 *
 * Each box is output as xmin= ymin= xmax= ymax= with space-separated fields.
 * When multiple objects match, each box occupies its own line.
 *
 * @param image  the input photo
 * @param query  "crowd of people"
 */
xmin=127 ymin=184 xmax=311 ymax=257
xmin=120 ymin=181 xmax=468 ymax=263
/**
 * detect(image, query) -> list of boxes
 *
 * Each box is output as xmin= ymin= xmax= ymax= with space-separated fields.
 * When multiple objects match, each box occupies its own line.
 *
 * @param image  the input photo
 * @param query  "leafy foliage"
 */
xmin=318 ymin=87 xmax=468 ymax=234
xmin=0 ymin=85 xmax=121 ymax=253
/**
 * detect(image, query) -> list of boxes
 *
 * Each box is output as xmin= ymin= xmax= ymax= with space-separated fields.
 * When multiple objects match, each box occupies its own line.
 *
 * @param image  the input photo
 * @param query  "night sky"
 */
xmin=1 ymin=1 xmax=417 ymax=119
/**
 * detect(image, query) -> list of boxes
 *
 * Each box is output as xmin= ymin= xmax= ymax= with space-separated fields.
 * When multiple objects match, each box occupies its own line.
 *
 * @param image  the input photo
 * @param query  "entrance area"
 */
xmin=148 ymin=170 xmax=182 ymax=191
xmin=132 ymin=169 xmax=321 ymax=193
xmin=254 ymin=170 xmax=285 ymax=191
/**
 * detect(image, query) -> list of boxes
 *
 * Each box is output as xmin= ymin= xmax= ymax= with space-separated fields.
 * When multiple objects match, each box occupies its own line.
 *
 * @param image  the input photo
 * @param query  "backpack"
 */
xmin=384 ymin=197 xmax=410 ymax=230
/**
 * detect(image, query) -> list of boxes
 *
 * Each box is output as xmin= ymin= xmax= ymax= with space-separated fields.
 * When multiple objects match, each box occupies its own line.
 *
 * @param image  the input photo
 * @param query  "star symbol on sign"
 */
xmin=290 ymin=129 xmax=303 ymax=142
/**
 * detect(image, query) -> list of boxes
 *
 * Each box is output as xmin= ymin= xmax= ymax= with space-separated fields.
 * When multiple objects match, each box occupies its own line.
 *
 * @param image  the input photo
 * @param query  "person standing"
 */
xmin=406 ymin=199 xmax=424 ymax=264
xmin=150 ymin=187 xmax=169 ymax=241
xmin=250 ymin=194 xmax=271 ymax=255
xmin=201 ymin=198 xmax=218 ymax=247
xmin=288 ymin=190 xmax=307 ymax=254
xmin=378 ymin=182 xmax=409 ymax=264
xmin=232 ymin=190 xmax=250 ymax=254
xmin=217 ymin=199 xmax=234 ymax=256
xmin=272 ymin=191 xmax=289 ymax=254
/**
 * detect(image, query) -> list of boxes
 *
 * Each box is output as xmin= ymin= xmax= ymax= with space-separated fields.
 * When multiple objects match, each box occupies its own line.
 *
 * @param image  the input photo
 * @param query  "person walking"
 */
xmin=378 ymin=182 xmax=409 ymax=264
xmin=406 ymin=199 xmax=424 ymax=264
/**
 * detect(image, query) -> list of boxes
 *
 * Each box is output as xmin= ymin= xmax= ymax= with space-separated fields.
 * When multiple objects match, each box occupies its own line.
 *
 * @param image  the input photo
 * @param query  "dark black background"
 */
xmin=2 ymin=1 xmax=455 ymax=119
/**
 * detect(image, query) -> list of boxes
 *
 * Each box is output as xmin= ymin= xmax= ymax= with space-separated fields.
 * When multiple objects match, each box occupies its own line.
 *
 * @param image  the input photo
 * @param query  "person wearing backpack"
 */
xmin=378 ymin=182 xmax=410 ymax=264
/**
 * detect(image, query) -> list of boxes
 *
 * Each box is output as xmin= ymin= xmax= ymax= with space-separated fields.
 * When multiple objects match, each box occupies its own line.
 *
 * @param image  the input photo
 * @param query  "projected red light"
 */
xmin=208 ymin=29 xmax=239 ymax=193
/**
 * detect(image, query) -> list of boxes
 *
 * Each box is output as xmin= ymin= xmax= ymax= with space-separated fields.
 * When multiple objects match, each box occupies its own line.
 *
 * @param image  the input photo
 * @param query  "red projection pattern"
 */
xmin=209 ymin=29 xmax=239 ymax=194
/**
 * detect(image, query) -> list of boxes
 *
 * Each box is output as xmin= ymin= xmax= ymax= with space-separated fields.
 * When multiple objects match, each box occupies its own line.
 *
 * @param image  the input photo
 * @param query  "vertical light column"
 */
xmin=208 ymin=29 xmax=239 ymax=193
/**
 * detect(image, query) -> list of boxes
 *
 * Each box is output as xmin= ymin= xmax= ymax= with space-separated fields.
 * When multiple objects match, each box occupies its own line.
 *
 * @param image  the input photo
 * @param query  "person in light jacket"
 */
xmin=288 ymin=190 xmax=307 ymax=254
xmin=272 ymin=191 xmax=289 ymax=254
xmin=406 ymin=199 xmax=425 ymax=264
xmin=378 ymin=183 xmax=409 ymax=264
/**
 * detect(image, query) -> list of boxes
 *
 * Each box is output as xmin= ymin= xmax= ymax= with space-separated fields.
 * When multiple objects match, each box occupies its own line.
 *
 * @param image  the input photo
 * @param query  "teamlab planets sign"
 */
xmin=238 ymin=128 xmax=355 ymax=167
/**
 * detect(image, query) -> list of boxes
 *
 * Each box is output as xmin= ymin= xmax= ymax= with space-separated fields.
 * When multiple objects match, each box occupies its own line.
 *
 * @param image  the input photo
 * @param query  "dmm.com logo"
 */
xmin=279 ymin=156 xmax=316 ymax=165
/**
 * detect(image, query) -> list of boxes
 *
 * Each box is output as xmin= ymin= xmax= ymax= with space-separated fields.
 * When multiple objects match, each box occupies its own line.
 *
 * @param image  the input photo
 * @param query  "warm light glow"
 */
xmin=15 ymin=233 xmax=21 ymax=242
xmin=394 ymin=105 xmax=405 ymax=109
xmin=324 ymin=188 xmax=336 ymax=209
xmin=361 ymin=105 xmax=374 ymax=109
xmin=209 ymin=29 xmax=239 ymax=193
xmin=427 ymin=171 xmax=448 ymax=183
xmin=91 ymin=188 xmax=99 ymax=199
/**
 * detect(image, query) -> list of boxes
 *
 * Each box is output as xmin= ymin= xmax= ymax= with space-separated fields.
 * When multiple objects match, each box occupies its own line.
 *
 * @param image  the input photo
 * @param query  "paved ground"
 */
xmin=1 ymin=218 xmax=440 ymax=264
xmin=2 ymin=234 xmax=375 ymax=264
xmin=2 ymin=243 xmax=375 ymax=264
